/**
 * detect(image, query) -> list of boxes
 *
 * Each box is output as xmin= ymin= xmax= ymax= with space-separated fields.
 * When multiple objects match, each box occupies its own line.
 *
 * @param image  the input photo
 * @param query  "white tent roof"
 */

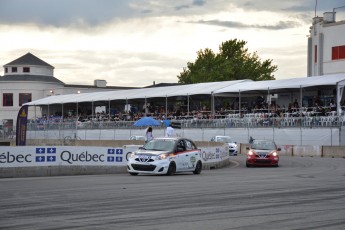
xmin=25 ymin=80 xmax=250 ymax=105
xmin=213 ymin=73 xmax=345 ymax=94
xmin=24 ymin=73 xmax=345 ymax=106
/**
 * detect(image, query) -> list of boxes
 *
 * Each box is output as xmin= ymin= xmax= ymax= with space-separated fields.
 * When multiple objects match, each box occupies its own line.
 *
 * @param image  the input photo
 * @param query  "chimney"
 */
xmin=94 ymin=79 xmax=107 ymax=87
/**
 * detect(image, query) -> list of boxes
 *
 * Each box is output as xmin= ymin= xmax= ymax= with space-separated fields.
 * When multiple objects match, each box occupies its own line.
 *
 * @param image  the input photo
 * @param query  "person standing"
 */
xmin=165 ymin=124 xmax=174 ymax=137
xmin=145 ymin=126 xmax=153 ymax=143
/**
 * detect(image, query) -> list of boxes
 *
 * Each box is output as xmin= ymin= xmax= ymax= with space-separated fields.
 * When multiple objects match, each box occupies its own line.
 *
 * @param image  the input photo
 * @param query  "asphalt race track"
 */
xmin=1 ymin=155 xmax=345 ymax=230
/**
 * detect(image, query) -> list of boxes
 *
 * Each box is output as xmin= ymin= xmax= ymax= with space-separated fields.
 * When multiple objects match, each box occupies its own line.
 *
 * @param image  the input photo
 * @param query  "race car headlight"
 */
xmin=247 ymin=150 xmax=255 ymax=156
xmin=270 ymin=151 xmax=278 ymax=157
xmin=129 ymin=152 xmax=137 ymax=158
xmin=156 ymin=153 xmax=168 ymax=160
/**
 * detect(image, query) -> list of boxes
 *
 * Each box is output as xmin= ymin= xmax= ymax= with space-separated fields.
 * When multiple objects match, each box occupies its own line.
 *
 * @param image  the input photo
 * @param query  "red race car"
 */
xmin=246 ymin=139 xmax=281 ymax=167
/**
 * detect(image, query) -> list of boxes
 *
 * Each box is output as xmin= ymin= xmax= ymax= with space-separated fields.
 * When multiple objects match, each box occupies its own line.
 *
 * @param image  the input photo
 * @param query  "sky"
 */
xmin=0 ymin=0 xmax=345 ymax=87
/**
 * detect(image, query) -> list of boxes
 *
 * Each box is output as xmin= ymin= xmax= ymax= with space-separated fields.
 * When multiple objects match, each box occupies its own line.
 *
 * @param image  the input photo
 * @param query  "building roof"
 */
xmin=0 ymin=74 xmax=64 ymax=84
xmin=4 ymin=52 xmax=54 ymax=68
xmin=63 ymin=84 xmax=139 ymax=90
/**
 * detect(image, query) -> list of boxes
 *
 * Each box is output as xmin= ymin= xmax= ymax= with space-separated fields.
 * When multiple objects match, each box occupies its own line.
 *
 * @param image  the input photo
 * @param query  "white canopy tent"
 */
xmin=213 ymin=73 xmax=345 ymax=115
xmin=213 ymin=73 xmax=345 ymax=93
xmin=25 ymin=79 xmax=251 ymax=118
xmin=24 ymin=73 xmax=345 ymax=116
xmin=25 ymin=80 xmax=250 ymax=105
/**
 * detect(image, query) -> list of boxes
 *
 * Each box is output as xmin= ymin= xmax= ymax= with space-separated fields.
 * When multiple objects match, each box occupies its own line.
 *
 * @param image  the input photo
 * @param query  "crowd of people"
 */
xmin=28 ymin=96 xmax=343 ymax=125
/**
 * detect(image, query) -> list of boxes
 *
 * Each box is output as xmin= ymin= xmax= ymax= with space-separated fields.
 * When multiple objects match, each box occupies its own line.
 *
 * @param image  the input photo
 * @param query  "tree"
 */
xmin=177 ymin=39 xmax=277 ymax=84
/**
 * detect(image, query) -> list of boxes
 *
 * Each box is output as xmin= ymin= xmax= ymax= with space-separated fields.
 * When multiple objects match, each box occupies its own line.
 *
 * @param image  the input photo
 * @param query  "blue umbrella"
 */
xmin=162 ymin=119 xmax=170 ymax=127
xmin=134 ymin=117 xmax=161 ymax=127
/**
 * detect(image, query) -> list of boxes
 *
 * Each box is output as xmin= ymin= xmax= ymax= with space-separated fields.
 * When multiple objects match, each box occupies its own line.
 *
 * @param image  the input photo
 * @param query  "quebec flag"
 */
xmin=107 ymin=149 xmax=122 ymax=162
xmin=47 ymin=155 xmax=56 ymax=162
xmin=108 ymin=149 xmax=115 ymax=154
xmin=116 ymin=156 xmax=123 ymax=162
xmin=36 ymin=156 xmax=45 ymax=162
xmin=116 ymin=149 xmax=123 ymax=155
xmin=36 ymin=148 xmax=45 ymax=154
xmin=35 ymin=147 xmax=56 ymax=162
xmin=47 ymin=148 xmax=56 ymax=154
xmin=107 ymin=156 xmax=115 ymax=162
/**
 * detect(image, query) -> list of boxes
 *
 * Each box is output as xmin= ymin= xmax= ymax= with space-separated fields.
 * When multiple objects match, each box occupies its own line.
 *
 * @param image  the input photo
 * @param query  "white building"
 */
xmin=308 ymin=9 xmax=345 ymax=76
xmin=0 ymin=53 xmax=137 ymax=134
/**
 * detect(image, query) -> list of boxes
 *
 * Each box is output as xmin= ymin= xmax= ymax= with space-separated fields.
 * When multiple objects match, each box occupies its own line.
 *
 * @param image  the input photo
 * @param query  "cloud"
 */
xmin=175 ymin=4 xmax=191 ymax=11
xmin=193 ymin=0 xmax=207 ymax=6
xmin=0 ymin=0 xmax=339 ymax=87
xmin=0 ymin=0 xmax=135 ymax=27
xmin=174 ymin=0 xmax=207 ymax=12
xmin=193 ymin=19 xmax=302 ymax=30
xmin=0 ymin=0 xmax=317 ymax=28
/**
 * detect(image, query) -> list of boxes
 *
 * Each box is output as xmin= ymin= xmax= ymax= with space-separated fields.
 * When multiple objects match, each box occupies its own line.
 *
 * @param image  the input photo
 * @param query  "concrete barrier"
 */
xmin=292 ymin=145 xmax=322 ymax=157
xmin=0 ymin=140 xmax=229 ymax=178
xmin=278 ymin=145 xmax=293 ymax=156
xmin=0 ymin=165 xmax=127 ymax=178
xmin=322 ymin=146 xmax=345 ymax=158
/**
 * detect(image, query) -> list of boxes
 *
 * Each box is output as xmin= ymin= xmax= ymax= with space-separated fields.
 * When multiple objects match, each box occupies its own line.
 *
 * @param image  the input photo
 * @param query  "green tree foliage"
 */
xmin=177 ymin=39 xmax=277 ymax=84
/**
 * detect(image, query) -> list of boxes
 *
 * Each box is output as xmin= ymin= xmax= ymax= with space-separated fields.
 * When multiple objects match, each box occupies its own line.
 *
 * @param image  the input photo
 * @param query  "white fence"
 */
xmin=27 ymin=127 xmax=342 ymax=146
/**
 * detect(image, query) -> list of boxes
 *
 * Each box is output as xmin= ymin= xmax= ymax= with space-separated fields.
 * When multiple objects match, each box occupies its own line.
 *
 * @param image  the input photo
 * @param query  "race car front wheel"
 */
xmin=193 ymin=161 xmax=202 ymax=174
xmin=166 ymin=162 xmax=176 ymax=176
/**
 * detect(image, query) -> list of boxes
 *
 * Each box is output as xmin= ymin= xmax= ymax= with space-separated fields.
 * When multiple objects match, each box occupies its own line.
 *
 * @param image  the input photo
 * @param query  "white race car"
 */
xmin=210 ymin=135 xmax=238 ymax=155
xmin=127 ymin=137 xmax=202 ymax=176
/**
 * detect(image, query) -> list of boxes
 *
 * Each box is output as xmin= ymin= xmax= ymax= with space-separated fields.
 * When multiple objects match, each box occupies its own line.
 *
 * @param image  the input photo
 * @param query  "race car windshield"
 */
xmin=251 ymin=142 xmax=276 ymax=150
xmin=143 ymin=139 xmax=175 ymax=152
xmin=218 ymin=137 xmax=233 ymax=143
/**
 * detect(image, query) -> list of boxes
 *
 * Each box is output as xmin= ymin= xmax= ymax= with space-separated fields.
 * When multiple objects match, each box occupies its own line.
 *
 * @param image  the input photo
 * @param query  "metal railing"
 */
xmin=26 ymin=115 xmax=345 ymax=131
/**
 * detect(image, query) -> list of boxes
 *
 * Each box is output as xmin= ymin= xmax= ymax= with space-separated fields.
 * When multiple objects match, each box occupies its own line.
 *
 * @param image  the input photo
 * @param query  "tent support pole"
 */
xmin=239 ymin=90 xmax=241 ymax=116
xmin=211 ymin=92 xmax=215 ymax=119
xmin=267 ymin=87 xmax=272 ymax=107
xmin=108 ymin=99 xmax=111 ymax=121
xmin=165 ymin=96 xmax=168 ymax=119
xmin=299 ymin=85 xmax=303 ymax=117
xmin=91 ymin=101 xmax=94 ymax=119
xmin=187 ymin=94 xmax=190 ymax=117
xmin=336 ymin=82 xmax=345 ymax=115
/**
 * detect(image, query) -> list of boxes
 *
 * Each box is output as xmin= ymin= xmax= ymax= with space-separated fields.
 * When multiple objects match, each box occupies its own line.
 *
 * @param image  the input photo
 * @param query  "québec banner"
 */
xmin=0 ymin=146 xmax=126 ymax=167
xmin=16 ymin=105 xmax=28 ymax=146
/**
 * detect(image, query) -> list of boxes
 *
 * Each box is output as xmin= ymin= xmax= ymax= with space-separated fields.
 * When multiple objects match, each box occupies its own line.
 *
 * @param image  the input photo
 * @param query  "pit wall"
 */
xmin=0 ymin=141 xmax=229 ymax=178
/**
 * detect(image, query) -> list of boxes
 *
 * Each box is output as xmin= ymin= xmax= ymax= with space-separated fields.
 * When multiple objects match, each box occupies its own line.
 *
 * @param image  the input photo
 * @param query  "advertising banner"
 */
xmin=16 ymin=105 xmax=28 ymax=146
xmin=0 ymin=146 xmax=125 ymax=168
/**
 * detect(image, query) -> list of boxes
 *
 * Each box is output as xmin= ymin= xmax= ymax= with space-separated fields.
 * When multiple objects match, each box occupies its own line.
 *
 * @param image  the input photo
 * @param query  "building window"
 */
xmin=3 ymin=93 xmax=13 ymax=107
xmin=19 ymin=93 xmax=32 ymax=106
xmin=5 ymin=67 xmax=8 ymax=73
xmin=11 ymin=67 xmax=17 ymax=73
xmin=23 ymin=67 xmax=30 ymax=73
xmin=314 ymin=45 xmax=317 ymax=63
xmin=332 ymin=45 xmax=345 ymax=60
xmin=2 ymin=119 xmax=14 ymax=134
